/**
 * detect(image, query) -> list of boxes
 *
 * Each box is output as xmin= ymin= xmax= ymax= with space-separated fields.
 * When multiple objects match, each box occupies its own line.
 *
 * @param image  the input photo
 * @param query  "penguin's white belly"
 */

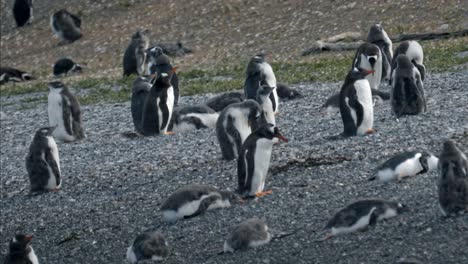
xmin=358 ymin=54 xmax=382 ymax=90
xmin=354 ymin=80 xmax=373 ymax=135
xmin=28 ymin=247 xmax=39 ymax=264
xmin=207 ymin=198 xmax=231 ymax=210
xmin=174 ymin=112 xmax=219 ymax=133
xmin=260 ymin=63 xmax=277 ymax=87
xmin=231 ymin=109 xmax=251 ymax=143
xmin=250 ymin=139 xmax=273 ymax=195
xmin=406 ymin=41 xmax=424 ymax=65
xmin=162 ymin=193 xmax=219 ymax=221
xmin=394 ymin=156 xmax=423 ymax=178
xmin=161 ymin=86 xmax=174 ymax=133
xmin=249 ymin=232 xmax=272 ymax=248
xmin=126 ymin=246 xmax=138 ymax=264
xmin=262 ymin=99 xmax=275 ymax=125
xmin=272 ymin=88 xmax=279 ymax=113
xmin=377 ymin=207 xmax=397 ymax=221
xmin=48 ymin=92 xmax=74 ymax=142
xmin=331 ymin=207 xmax=376 ymax=235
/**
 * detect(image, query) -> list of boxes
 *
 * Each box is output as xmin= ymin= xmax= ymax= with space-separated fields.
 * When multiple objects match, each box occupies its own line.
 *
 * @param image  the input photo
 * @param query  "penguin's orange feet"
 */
xmin=317 ymin=233 xmax=333 ymax=241
xmin=255 ymin=189 xmax=273 ymax=197
xmin=164 ymin=131 xmax=175 ymax=135
xmin=275 ymin=112 xmax=280 ymax=116
xmin=51 ymin=188 xmax=60 ymax=192
xmin=365 ymin=128 xmax=375 ymax=134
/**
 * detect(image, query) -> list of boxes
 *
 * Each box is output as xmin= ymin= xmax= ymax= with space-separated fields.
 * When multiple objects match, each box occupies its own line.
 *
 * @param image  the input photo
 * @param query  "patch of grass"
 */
xmin=424 ymin=37 xmax=468 ymax=72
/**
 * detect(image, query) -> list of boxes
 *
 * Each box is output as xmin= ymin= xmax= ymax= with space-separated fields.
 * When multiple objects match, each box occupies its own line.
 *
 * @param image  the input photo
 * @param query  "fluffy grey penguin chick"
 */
xmin=4 ymin=234 xmax=39 ymax=264
xmin=123 ymin=30 xmax=150 ymax=76
xmin=224 ymin=218 xmax=271 ymax=253
xmin=205 ymin=91 xmax=245 ymax=112
xmin=130 ymin=75 xmax=152 ymax=133
xmin=391 ymin=40 xmax=425 ymax=84
xmin=50 ymin=9 xmax=82 ymax=44
xmin=126 ymin=232 xmax=169 ymax=263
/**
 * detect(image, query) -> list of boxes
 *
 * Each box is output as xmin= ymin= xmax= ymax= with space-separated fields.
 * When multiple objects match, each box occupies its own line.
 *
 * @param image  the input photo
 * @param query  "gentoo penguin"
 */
xmin=276 ymin=83 xmax=302 ymax=100
xmin=244 ymin=53 xmax=279 ymax=113
xmin=48 ymin=81 xmax=85 ymax=142
xmin=169 ymin=105 xmax=219 ymax=133
xmin=223 ymin=218 xmax=271 ymax=253
xmin=205 ymin=91 xmax=244 ymax=112
xmin=367 ymin=23 xmax=393 ymax=82
xmin=216 ymin=99 xmax=264 ymax=160
xmin=438 ymin=140 xmax=468 ymax=216
xmin=323 ymin=88 xmax=390 ymax=116
xmin=126 ymin=232 xmax=169 ymax=263
xmin=369 ymin=151 xmax=439 ymax=182
xmin=391 ymin=40 xmax=425 ymax=83
xmin=339 ymin=67 xmax=375 ymax=136
xmin=140 ymin=70 xmax=176 ymax=136
xmin=391 ymin=54 xmax=426 ymax=117
xmin=256 ymin=84 xmax=276 ymax=125
xmin=156 ymin=42 xmax=193 ymax=57
xmin=352 ymin=42 xmax=383 ymax=90
xmin=161 ymin=184 xmax=240 ymax=222
xmin=13 ymin=0 xmax=33 ymax=27
xmin=4 ymin=234 xmax=39 ymax=264
xmin=322 ymin=199 xmax=405 ymax=240
xmin=123 ymin=30 xmax=149 ymax=76
xmin=50 ymin=9 xmax=82 ymax=44
xmin=131 ymin=75 xmax=152 ymax=133
xmin=146 ymin=46 xmax=179 ymax=105
xmin=53 ymin=58 xmax=83 ymax=77
xmin=237 ymin=124 xmax=287 ymax=198
xmin=0 ymin=67 xmax=34 ymax=85
xmin=26 ymin=126 xmax=61 ymax=193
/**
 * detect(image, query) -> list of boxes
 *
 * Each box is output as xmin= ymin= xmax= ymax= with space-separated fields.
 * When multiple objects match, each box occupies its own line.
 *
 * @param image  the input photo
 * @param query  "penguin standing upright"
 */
xmin=438 ymin=140 xmax=468 ymax=216
xmin=323 ymin=88 xmax=390 ymax=116
xmin=352 ymin=42 xmax=383 ymax=90
xmin=48 ymin=81 xmax=85 ymax=142
xmin=216 ymin=100 xmax=264 ymax=160
xmin=256 ymin=84 xmax=276 ymax=125
xmin=237 ymin=124 xmax=287 ymax=198
xmin=13 ymin=0 xmax=33 ymax=27
xmin=141 ymin=70 xmax=176 ymax=136
xmin=53 ymin=57 xmax=83 ymax=77
xmin=131 ymin=76 xmax=152 ymax=133
xmin=205 ymin=91 xmax=245 ymax=112
xmin=26 ymin=127 xmax=61 ymax=193
xmin=391 ymin=54 xmax=426 ymax=117
xmin=50 ymin=9 xmax=82 ymax=44
xmin=4 ymin=234 xmax=39 ymax=264
xmin=224 ymin=218 xmax=271 ymax=253
xmin=126 ymin=232 xmax=169 ymax=263
xmin=123 ymin=30 xmax=149 ymax=76
xmin=0 ymin=67 xmax=34 ymax=85
xmin=146 ymin=46 xmax=179 ymax=105
xmin=367 ymin=24 xmax=393 ymax=82
xmin=169 ymin=105 xmax=219 ymax=133
xmin=339 ymin=67 xmax=375 ymax=137
xmin=391 ymin=40 xmax=425 ymax=83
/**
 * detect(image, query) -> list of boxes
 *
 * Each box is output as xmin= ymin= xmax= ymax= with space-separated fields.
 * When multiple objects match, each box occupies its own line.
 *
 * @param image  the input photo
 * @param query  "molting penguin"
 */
xmin=50 ymin=9 xmax=82 ymax=44
xmin=0 ymin=67 xmax=34 ymax=85
xmin=224 ymin=218 xmax=271 ymax=253
xmin=53 ymin=58 xmax=83 ymax=77
xmin=169 ymin=105 xmax=219 ymax=133
xmin=339 ymin=67 xmax=375 ymax=137
xmin=322 ymin=199 xmax=405 ymax=240
xmin=323 ymin=88 xmax=390 ymax=116
xmin=237 ymin=124 xmax=287 ymax=198
xmin=161 ymin=184 xmax=240 ymax=222
xmin=206 ymin=91 xmax=244 ymax=112
xmin=13 ymin=0 xmax=33 ymax=27
xmin=438 ymin=140 xmax=468 ymax=216
xmin=370 ymin=151 xmax=439 ymax=182
xmin=48 ymin=81 xmax=85 ymax=142
xmin=146 ymin=46 xmax=179 ymax=105
xmin=276 ymin=83 xmax=302 ymax=100
xmin=367 ymin=24 xmax=393 ymax=82
xmin=352 ymin=42 xmax=383 ymax=90
xmin=126 ymin=232 xmax=169 ymax=263
xmin=140 ymin=70 xmax=176 ymax=136
xmin=391 ymin=54 xmax=426 ymax=117
xmin=155 ymin=42 xmax=193 ymax=57
xmin=131 ymin=75 xmax=152 ymax=133
xmin=4 ymin=234 xmax=39 ymax=264
xmin=123 ymin=30 xmax=149 ymax=76
xmin=256 ymin=84 xmax=276 ymax=125
xmin=216 ymin=99 xmax=264 ymax=160
xmin=26 ymin=126 xmax=61 ymax=193
xmin=392 ymin=40 xmax=425 ymax=83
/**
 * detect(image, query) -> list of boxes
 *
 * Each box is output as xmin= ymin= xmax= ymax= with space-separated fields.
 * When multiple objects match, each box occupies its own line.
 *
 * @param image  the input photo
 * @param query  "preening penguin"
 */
xmin=256 ymin=84 xmax=276 ymax=125
xmin=370 ymin=151 xmax=439 ymax=182
xmin=169 ymin=105 xmax=219 ymax=133
xmin=367 ymin=23 xmax=393 ymax=82
xmin=123 ymin=30 xmax=149 ymax=76
xmin=216 ymin=99 xmax=264 ymax=160
xmin=131 ymin=75 xmax=152 ymax=133
xmin=160 ymin=184 xmax=240 ymax=222
xmin=0 ymin=67 xmax=34 ymax=85
xmin=126 ymin=232 xmax=169 ymax=263
xmin=392 ymin=40 xmax=425 ymax=83
xmin=4 ymin=234 xmax=39 ymax=264
xmin=13 ymin=0 xmax=33 ymax=27
xmin=48 ymin=81 xmax=85 ymax=142
xmin=391 ymin=54 xmax=426 ymax=117
xmin=146 ymin=46 xmax=180 ymax=105
xmin=205 ymin=91 xmax=244 ymax=112
xmin=352 ymin=42 xmax=383 ymax=90
xmin=438 ymin=140 xmax=468 ymax=216
xmin=223 ymin=218 xmax=271 ymax=253
xmin=26 ymin=127 xmax=62 ymax=194
xmin=53 ymin=58 xmax=83 ymax=77
xmin=339 ymin=67 xmax=375 ymax=137
xmin=50 ymin=9 xmax=82 ymax=44
xmin=237 ymin=124 xmax=287 ymax=198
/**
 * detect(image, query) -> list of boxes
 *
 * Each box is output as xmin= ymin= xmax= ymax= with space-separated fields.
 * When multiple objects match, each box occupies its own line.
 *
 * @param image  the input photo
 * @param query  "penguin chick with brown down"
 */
xmin=126 ymin=232 xmax=169 ymax=263
xmin=50 ymin=9 xmax=82 ymax=44
xmin=131 ymin=76 xmax=152 ymax=134
xmin=438 ymin=140 xmax=468 ymax=216
xmin=123 ymin=30 xmax=149 ymax=76
xmin=4 ymin=234 xmax=39 ymax=264
xmin=224 ymin=218 xmax=271 ymax=253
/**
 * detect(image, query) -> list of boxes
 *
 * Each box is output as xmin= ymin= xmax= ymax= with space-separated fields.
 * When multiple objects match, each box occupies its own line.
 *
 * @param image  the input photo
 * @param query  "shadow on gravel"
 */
xmin=270 ymin=155 xmax=352 ymax=175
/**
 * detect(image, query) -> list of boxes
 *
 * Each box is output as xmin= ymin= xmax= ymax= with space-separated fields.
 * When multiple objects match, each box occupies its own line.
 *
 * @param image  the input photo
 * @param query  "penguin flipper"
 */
xmin=135 ymin=49 xmax=145 ymax=75
xmin=226 ymin=116 xmax=242 ymax=159
xmin=237 ymin=151 xmax=247 ymax=193
xmin=188 ymin=196 xmax=219 ymax=218
xmin=45 ymin=150 xmax=61 ymax=187
xmin=340 ymin=97 xmax=358 ymax=136
xmin=69 ymin=12 xmax=81 ymax=28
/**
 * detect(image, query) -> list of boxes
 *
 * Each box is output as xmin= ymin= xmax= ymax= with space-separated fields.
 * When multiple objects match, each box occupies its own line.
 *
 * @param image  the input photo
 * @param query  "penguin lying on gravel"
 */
xmin=169 ymin=105 xmax=219 ymax=133
xmin=161 ymin=185 xmax=241 ymax=222
xmin=438 ymin=140 xmax=468 ymax=216
xmin=0 ymin=67 xmax=34 ymax=85
xmin=53 ymin=57 xmax=83 ymax=77
xmin=370 ymin=151 xmax=439 ymax=182
xmin=276 ymin=83 xmax=302 ymax=100
xmin=322 ymin=88 xmax=390 ymax=116
xmin=321 ymin=199 xmax=405 ymax=240
xmin=224 ymin=218 xmax=271 ymax=253
xmin=13 ymin=0 xmax=34 ymax=27
xmin=391 ymin=40 xmax=425 ymax=83
xmin=126 ymin=231 xmax=169 ymax=263
xmin=205 ymin=91 xmax=244 ymax=112
xmin=4 ymin=234 xmax=39 ymax=264
xmin=155 ymin=42 xmax=193 ymax=57
xmin=50 ymin=9 xmax=82 ymax=44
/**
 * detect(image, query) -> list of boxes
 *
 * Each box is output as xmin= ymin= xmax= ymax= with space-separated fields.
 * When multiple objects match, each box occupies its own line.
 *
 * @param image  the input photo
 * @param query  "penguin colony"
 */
xmin=2 ymin=5 xmax=467 ymax=262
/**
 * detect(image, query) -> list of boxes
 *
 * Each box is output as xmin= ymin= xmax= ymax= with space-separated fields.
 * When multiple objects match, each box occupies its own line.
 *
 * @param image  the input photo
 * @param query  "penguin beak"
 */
xmin=365 ymin=70 xmax=375 ymax=75
xmin=274 ymin=129 xmax=288 ymax=143
xmin=25 ymin=235 xmax=33 ymax=242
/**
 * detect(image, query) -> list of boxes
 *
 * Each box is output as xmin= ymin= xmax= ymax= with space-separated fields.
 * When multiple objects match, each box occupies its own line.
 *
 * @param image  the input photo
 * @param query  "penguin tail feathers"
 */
xmin=120 ymin=131 xmax=142 ymax=139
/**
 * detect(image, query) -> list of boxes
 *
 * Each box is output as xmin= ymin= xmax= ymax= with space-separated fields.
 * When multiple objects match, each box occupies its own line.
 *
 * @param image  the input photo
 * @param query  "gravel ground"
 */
xmin=1 ymin=70 xmax=468 ymax=264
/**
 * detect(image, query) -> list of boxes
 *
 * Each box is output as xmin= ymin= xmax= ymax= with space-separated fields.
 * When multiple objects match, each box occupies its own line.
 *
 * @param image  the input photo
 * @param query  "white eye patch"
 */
xmin=161 ymin=73 xmax=168 ymax=77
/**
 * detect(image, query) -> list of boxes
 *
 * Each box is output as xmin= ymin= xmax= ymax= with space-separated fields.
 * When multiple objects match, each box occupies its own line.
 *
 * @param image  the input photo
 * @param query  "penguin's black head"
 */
xmin=9 ymin=234 xmax=33 ymax=255
xmin=220 ymin=190 xmax=244 ymax=204
xmin=132 ymin=29 xmax=149 ymax=40
xmin=48 ymin=81 xmax=65 ymax=89
xmin=37 ymin=126 xmax=57 ymax=137
xmin=395 ymin=202 xmax=408 ymax=214
xmin=442 ymin=140 xmax=462 ymax=157
xmin=146 ymin=46 xmax=164 ymax=59
xmin=150 ymin=68 xmax=176 ymax=90
xmin=396 ymin=54 xmax=413 ymax=70
xmin=245 ymin=100 xmax=266 ymax=130
xmin=251 ymin=52 xmax=270 ymax=63
xmin=254 ymin=124 xmax=289 ymax=143
xmin=367 ymin=23 xmax=384 ymax=42
xmin=348 ymin=67 xmax=374 ymax=80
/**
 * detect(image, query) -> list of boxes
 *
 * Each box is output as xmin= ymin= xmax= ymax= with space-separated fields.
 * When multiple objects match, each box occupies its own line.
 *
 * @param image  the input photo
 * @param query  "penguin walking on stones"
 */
xmin=161 ymin=184 xmax=241 ymax=222
xmin=26 ymin=127 xmax=61 ymax=193
xmin=321 ymin=199 xmax=405 ymax=240
xmin=206 ymin=91 xmax=244 ymax=112
xmin=352 ymin=42 xmax=383 ymax=90
xmin=0 ymin=67 xmax=34 ymax=85
xmin=370 ymin=151 xmax=439 ymax=182
xmin=4 ymin=234 xmax=39 ymax=264
xmin=391 ymin=40 xmax=425 ymax=83
xmin=256 ymin=84 xmax=276 ymax=125
xmin=131 ymin=76 xmax=152 ymax=133
xmin=13 ymin=0 xmax=33 ymax=27
xmin=169 ymin=105 xmax=219 ymax=133
xmin=339 ymin=67 xmax=375 ymax=137
xmin=50 ymin=9 xmax=82 ymax=44
xmin=237 ymin=124 xmax=287 ymax=198
xmin=123 ymin=30 xmax=149 ymax=76
xmin=224 ymin=218 xmax=271 ymax=253
xmin=391 ymin=54 xmax=426 ymax=117
xmin=367 ymin=23 xmax=393 ymax=82
xmin=53 ymin=58 xmax=83 ymax=77
xmin=146 ymin=46 xmax=179 ymax=105
xmin=48 ymin=81 xmax=85 ymax=142
xmin=216 ymin=100 xmax=264 ymax=160
xmin=323 ymin=88 xmax=390 ymax=116
xmin=140 ymin=70 xmax=176 ymax=136
xmin=438 ymin=140 xmax=468 ymax=216
xmin=126 ymin=232 xmax=169 ymax=263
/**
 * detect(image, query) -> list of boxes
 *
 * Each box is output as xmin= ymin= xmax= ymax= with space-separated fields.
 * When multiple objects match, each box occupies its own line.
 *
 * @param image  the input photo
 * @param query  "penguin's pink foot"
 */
xmin=255 ymin=190 xmax=273 ymax=197
xmin=164 ymin=131 xmax=175 ymax=135
xmin=50 ymin=188 xmax=60 ymax=192
xmin=366 ymin=128 xmax=375 ymax=134
xmin=318 ymin=233 xmax=333 ymax=241
xmin=275 ymin=112 xmax=280 ymax=116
